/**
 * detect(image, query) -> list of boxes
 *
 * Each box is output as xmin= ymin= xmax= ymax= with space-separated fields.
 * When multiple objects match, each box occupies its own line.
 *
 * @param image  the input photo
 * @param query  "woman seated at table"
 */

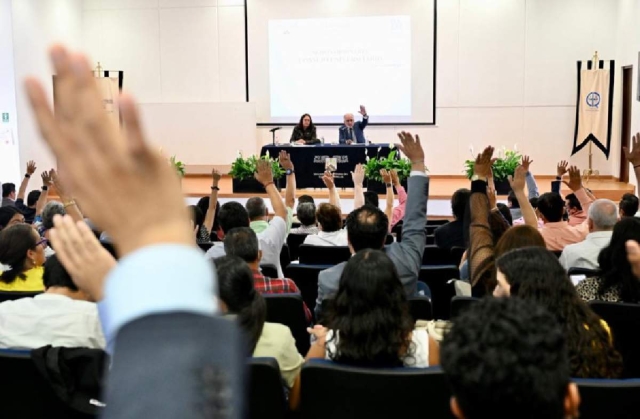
xmin=290 ymin=113 xmax=320 ymax=145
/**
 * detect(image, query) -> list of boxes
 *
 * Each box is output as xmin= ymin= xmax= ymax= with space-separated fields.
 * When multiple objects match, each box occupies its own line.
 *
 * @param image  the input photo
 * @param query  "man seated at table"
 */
xmin=338 ymin=105 xmax=368 ymax=145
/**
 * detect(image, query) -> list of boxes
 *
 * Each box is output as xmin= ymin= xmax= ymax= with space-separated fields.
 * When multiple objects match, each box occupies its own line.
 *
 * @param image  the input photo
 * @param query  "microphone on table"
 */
xmin=269 ymin=127 xmax=281 ymax=146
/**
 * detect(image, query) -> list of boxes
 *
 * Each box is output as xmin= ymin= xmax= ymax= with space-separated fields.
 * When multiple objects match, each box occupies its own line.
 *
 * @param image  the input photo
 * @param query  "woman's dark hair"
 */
xmin=0 ymin=206 xmax=21 ymax=231
xmin=0 ymin=224 xmax=38 ymax=285
xmin=598 ymin=217 xmax=640 ymax=303
xmin=496 ymin=203 xmax=513 ymax=226
xmin=188 ymin=205 xmax=204 ymax=230
xmin=494 ymin=225 xmax=545 ymax=259
xmin=497 ymin=247 xmax=622 ymax=378
xmin=325 ymin=249 xmax=414 ymax=367
xmin=316 ymin=203 xmax=342 ymax=232
xmin=296 ymin=113 xmax=314 ymax=130
xmin=214 ymin=255 xmax=266 ymax=353
xmin=196 ymin=197 xmax=220 ymax=236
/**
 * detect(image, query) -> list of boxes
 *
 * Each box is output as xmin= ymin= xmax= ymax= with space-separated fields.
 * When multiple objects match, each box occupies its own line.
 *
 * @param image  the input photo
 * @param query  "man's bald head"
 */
xmin=344 ymin=113 xmax=355 ymax=128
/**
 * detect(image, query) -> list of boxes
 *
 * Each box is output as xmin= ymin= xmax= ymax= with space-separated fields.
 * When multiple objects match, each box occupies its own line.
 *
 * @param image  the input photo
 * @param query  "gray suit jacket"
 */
xmin=315 ymin=174 xmax=429 ymax=318
xmin=102 ymin=313 xmax=244 ymax=419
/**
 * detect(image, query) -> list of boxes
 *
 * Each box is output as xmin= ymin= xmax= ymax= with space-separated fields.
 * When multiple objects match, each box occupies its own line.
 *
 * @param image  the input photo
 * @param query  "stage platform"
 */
xmin=180 ymin=174 xmax=635 ymax=218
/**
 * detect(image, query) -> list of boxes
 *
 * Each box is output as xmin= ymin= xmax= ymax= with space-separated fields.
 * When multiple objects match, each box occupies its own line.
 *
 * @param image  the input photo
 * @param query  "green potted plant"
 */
xmin=229 ymin=152 xmax=285 ymax=193
xmin=169 ymin=155 xmax=186 ymax=178
xmin=363 ymin=148 xmax=412 ymax=193
xmin=464 ymin=147 xmax=521 ymax=194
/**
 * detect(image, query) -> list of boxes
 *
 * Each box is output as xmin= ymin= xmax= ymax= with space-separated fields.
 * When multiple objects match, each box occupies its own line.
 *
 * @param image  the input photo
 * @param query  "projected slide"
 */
xmin=268 ymin=16 xmax=411 ymax=122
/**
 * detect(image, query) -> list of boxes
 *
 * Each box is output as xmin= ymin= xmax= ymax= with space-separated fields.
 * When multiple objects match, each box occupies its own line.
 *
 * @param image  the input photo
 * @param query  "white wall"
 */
xmin=0 ymin=0 xmax=21 ymax=185
xmin=7 ymin=0 xmax=637 ymax=178
xmin=11 ymin=0 xmax=84 ymax=176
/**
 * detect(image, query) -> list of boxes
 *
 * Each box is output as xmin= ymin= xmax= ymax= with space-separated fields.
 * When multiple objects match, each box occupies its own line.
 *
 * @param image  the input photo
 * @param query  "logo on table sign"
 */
xmin=313 ymin=156 xmax=349 ymax=164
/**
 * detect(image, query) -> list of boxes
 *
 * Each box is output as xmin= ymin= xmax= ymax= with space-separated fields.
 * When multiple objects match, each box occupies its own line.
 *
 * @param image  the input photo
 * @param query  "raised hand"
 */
xmin=322 ymin=171 xmax=335 ymax=189
xmin=211 ymin=168 xmax=221 ymax=184
xmin=521 ymin=155 xmax=533 ymax=173
xmin=25 ymin=45 xmax=192 ymax=257
xmin=473 ymin=146 xmax=496 ymax=179
xmin=41 ymin=170 xmax=53 ymax=187
xmin=487 ymin=183 xmax=497 ymax=209
xmin=380 ymin=169 xmax=392 ymax=184
xmin=254 ymin=159 xmax=274 ymax=186
xmin=563 ymin=166 xmax=583 ymax=191
xmin=508 ymin=165 xmax=527 ymax=192
xmin=50 ymin=215 xmax=117 ymax=301
xmin=26 ymin=160 xmax=37 ymax=175
xmin=395 ymin=131 xmax=425 ymax=171
xmin=557 ymin=160 xmax=569 ymax=178
xmin=351 ymin=163 xmax=365 ymax=187
xmin=279 ymin=150 xmax=294 ymax=171
xmin=358 ymin=105 xmax=367 ymax=116
xmin=390 ymin=169 xmax=400 ymax=186
xmin=623 ymin=133 xmax=640 ymax=166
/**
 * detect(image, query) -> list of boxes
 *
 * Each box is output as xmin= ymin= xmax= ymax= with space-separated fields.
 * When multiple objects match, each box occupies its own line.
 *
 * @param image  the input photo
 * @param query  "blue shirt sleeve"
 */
xmin=525 ymin=172 xmax=540 ymax=199
xmin=99 ymin=244 xmax=218 ymax=352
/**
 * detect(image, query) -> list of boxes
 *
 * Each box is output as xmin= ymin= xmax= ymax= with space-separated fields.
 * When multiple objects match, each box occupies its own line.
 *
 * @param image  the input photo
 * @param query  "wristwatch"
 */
xmin=471 ymin=174 xmax=483 ymax=182
xmin=41 ymin=186 xmax=48 ymax=191
xmin=285 ymin=169 xmax=295 ymax=176
xmin=386 ymin=183 xmax=393 ymax=188
xmin=24 ymin=173 xmax=31 ymax=178
xmin=211 ymin=186 xmax=220 ymax=191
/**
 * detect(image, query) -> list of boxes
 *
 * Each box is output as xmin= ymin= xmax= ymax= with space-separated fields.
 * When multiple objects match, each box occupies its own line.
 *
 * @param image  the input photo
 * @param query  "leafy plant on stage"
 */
xmin=169 ymin=155 xmax=186 ymax=178
xmin=464 ymin=147 xmax=521 ymax=181
xmin=229 ymin=152 xmax=285 ymax=181
xmin=363 ymin=148 xmax=413 ymax=182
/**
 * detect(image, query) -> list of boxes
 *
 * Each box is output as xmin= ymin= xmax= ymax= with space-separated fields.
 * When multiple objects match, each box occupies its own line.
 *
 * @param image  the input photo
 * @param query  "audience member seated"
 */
xmin=214 ymin=255 xmax=303 ymax=390
xmin=307 ymin=249 xmax=439 ymax=367
xmin=495 ymin=247 xmax=622 ymax=378
xmin=39 ymin=201 xmax=65 ymax=239
xmin=0 ymin=254 xmax=105 ymax=349
xmin=1 ymin=182 xmax=16 ymax=207
xmin=380 ymin=169 xmax=407 ymax=231
xmin=315 ymin=132 xmax=429 ymax=316
xmin=560 ymin=199 xmax=617 ymax=270
xmin=0 ymin=224 xmax=45 ymax=291
xmin=576 ymin=217 xmax=640 ymax=303
xmin=494 ymin=225 xmax=545 ymax=258
xmin=292 ymin=194 xmax=314 ymax=224
xmin=441 ymin=297 xmax=580 ymax=419
xmin=195 ymin=168 xmax=221 ymax=242
xmin=434 ymin=188 xmax=470 ymax=250
xmin=619 ymin=193 xmax=639 ymax=218
xmin=565 ymin=193 xmax=587 ymax=226
xmin=0 ymin=206 xmax=25 ymax=231
xmin=289 ymin=202 xmax=318 ymax=235
xmin=188 ymin=205 xmax=209 ymax=243
xmin=207 ymin=159 xmax=288 ymax=277
xmin=496 ymin=203 xmax=513 ymax=226
xmin=303 ymin=203 xmax=347 ymax=246
xmin=518 ymin=165 xmax=593 ymax=251
xmin=224 ymin=227 xmax=311 ymax=323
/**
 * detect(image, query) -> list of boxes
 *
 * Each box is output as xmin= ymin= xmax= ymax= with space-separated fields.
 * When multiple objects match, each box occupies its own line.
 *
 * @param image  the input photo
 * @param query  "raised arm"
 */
xmin=352 ymin=164 xmax=365 ymax=209
xmin=35 ymin=170 xmax=52 ymax=217
xmin=380 ymin=169 xmax=394 ymax=222
xmin=322 ymin=171 xmax=341 ymax=211
xmin=390 ymin=169 xmax=407 ymax=228
xmin=521 ymin=155 xmax=539 ymax=199
xmin=624 ymin=133 xmax=640 ymax=188
xmin=50 ymin=168 xmax=83 ymax=222
xmin=279 ymin=151 xmax=296 ymax=209
xmin=563 ymin=165 xmax=594 ymax=215
xmin=358 ymin=105 xmax=369 ymax=130
xmin=553 ymin=160 xmax=569 ymax=195
xmin=255 ymin=160 xmax=287 ymax=220
xmin=468 ymin=147 xmax=497 ymax=295
xmin=509 ymin=165 xmax=537 ymax=228
xmin=17 ymin=160 xmax=37 ymax=201
xmin=203 ymin=168 xmax=220 ymax=235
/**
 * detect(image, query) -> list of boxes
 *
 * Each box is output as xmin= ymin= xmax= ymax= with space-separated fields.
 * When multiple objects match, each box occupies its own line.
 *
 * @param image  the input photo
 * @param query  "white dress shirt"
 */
xmin=0 ymin=293 xmax=106 ymax=350
xmin=559 ymin=230 xmax=613 ymax=270
xmin=303 ymin=229 xmax=348 ymax=247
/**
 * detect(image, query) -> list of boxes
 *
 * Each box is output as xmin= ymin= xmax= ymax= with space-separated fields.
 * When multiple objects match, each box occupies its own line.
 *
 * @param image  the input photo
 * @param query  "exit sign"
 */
xmin=1 ymin=113 xmax=8 ymax=123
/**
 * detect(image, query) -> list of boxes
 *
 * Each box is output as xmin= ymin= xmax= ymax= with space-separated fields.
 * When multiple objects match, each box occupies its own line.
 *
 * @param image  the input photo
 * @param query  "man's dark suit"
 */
xmin=338 ymin=116 xmax=368 ymax=144
xmin=434 ymin=220 xmax=465 ymax=250
xmin=102 ymin=313 xmax=244 ymax=419
xmin=315 ymin=174 xmax=429 ymax=318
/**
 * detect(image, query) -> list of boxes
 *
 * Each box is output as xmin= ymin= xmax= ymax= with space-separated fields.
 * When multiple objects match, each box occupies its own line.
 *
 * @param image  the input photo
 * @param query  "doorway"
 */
xmin=619 ymin=66 xmax=633 ymax=182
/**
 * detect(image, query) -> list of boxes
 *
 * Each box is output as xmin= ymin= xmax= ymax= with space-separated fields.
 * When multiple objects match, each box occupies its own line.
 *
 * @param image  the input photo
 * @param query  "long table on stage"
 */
xmin=260 ymin=144 xmax=395 ymax=189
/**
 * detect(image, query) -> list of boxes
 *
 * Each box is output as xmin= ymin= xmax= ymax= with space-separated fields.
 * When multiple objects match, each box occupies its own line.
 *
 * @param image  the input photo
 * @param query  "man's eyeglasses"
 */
xmin=345 ymin=119 xmax=354 ymax=122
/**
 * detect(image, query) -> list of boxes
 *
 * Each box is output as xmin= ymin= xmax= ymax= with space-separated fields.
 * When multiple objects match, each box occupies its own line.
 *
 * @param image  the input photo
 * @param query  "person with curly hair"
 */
xmin=441 ymin=297 xmax=580 ymax=419
xmin=308 ymin=249 xmax=439 ymax=367
xmin=495 ymin=247 xmax=622 ymax=378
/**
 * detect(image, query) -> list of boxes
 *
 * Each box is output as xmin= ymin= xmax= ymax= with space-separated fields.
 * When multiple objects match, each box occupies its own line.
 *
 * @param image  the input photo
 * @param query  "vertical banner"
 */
xmin=572 ymin=60 xmax=615 ymax=158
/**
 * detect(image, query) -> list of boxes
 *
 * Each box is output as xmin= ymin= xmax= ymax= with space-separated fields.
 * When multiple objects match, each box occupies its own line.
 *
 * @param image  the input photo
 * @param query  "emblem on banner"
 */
xmin=586 ymin=91 xmax=600 ymax=109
